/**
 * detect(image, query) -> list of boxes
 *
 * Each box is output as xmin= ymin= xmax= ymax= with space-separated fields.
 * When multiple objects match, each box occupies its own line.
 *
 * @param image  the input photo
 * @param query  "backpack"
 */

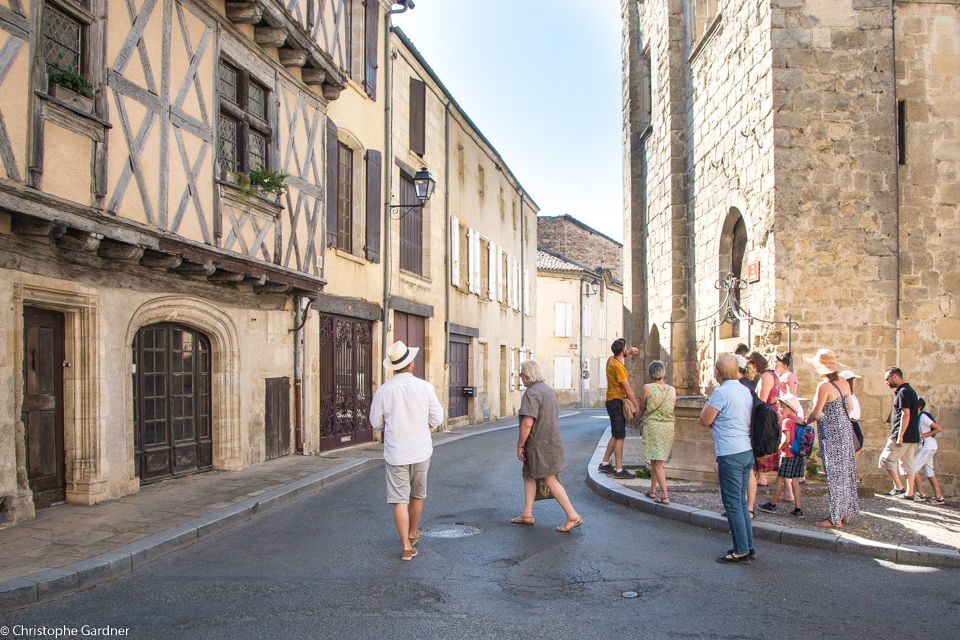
xmin=790 ymin=422 xmax=815 ymax=457
xmin=750 ymin=395 xmax=781 ymax=458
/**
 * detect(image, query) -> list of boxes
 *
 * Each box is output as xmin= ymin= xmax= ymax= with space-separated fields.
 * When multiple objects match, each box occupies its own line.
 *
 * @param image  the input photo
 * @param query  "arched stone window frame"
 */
xmin=124 ymin=297 xmax=242 ymax=487
xmin=717 ymin=199 xmax=752 ymax=340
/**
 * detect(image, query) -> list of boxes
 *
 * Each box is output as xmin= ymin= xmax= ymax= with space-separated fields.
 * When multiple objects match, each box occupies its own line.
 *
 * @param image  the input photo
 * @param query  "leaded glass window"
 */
xmin=42 ymin=5 xmax=83 ymax=75
xmin=217 ymin=60 xmax=273 ymax=178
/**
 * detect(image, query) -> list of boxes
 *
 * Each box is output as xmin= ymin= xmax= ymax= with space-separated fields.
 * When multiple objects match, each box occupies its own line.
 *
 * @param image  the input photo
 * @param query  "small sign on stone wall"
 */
xmin=747 ymin=261 xmax=760 ymax=283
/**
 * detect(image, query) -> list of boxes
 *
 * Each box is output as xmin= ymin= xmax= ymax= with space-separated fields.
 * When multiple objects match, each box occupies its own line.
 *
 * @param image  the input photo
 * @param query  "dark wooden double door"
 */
xmin=318 ymin=313 xmax=374 ymax=451
xmin=22 ymin=307 xmax=66 ymax=508
xmin=448 ymin=337 xmax=469 ymax=419
xmin=133 ymin=323 xmax=213 ymax=484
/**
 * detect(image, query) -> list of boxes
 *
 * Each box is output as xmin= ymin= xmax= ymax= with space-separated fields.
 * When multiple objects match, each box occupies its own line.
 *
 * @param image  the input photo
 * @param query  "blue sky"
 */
xmin=393 ymin=1 xmax=624 ymax=242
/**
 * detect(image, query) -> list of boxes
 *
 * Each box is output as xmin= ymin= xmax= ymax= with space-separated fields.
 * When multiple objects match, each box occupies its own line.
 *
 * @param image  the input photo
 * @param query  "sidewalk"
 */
xmin=589 ymin=428 xmax=960 ymax=568
xmin=0 ymin=416 xmax=520 ymax=610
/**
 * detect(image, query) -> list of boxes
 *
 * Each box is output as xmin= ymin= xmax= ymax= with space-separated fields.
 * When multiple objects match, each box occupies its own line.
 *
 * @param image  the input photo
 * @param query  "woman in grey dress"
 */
xmin=511 ymin=360 xmax=583 ymax=532
xmin=804 ymin=349 xmax=860 ymax=528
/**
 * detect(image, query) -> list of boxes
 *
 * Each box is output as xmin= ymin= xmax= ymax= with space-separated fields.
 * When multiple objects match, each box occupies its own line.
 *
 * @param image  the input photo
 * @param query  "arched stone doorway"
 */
xmin=132 ymin=323 xmax=213 ymax=483
xmin=718 ymin=208 xmax=749 ymax=339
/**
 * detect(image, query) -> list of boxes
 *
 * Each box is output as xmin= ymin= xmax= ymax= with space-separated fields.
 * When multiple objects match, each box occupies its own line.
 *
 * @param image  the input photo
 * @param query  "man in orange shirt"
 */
xmin=598 ymin=338 xmax=639 ymax=479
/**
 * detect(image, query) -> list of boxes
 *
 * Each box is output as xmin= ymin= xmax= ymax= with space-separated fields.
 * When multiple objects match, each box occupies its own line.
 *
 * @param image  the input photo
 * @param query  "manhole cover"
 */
xmin=421 ymin=524 xmax=482 ymax=538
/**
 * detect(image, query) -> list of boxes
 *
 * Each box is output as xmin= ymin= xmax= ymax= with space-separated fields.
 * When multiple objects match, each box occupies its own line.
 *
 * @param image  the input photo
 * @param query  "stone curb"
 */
xmin=0 ymin=419 xmax=518 ymax=612
xmin=586 ymin=429 xmax=959 ymax=570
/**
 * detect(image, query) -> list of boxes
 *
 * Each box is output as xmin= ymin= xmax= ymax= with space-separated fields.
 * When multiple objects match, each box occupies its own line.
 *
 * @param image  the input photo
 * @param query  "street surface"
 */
xmin=3 ymin=411 xmax=958 ymax=639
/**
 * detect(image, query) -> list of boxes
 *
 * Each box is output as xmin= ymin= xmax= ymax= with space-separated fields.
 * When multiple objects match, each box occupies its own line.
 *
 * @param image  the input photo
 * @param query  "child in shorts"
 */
xmin=758 ymin=394 xmax=806 ymax=518
xmin=912 ymin=398 xmax=944 ymax=504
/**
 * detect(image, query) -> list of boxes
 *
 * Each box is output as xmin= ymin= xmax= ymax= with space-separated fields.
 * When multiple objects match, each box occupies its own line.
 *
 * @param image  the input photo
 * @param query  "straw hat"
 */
xmin=383 ymin=340 xmax=419 ymax=371
xmin=838 ymin=369 xmax=862 ymax=380
xmin=804 ymin=348 xmax=848 ymax=376
xmin=778 ymin=393 xmax=804 ymax=419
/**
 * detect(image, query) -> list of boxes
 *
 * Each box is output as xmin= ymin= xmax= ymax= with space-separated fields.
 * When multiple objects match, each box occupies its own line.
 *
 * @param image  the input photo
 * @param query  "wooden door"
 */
xmin=133 ymin=324 xmax=213 ymax=483
xmin=265 ymin=377 xmax=291 ymax=460
xmin=318 ymin=314 xmax=374 ymax=451
xmin=448 ymin=338 xmax=469 ymax=418
xmin=22 ymin=307 xmax=66 ymax=508
xmin=393 ymin=311 xmax=425 ymax=379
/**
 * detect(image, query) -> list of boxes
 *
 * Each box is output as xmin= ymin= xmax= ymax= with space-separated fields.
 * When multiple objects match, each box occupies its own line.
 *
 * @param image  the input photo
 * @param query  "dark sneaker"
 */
xmin=887 ymin=488 xmax=906 ymax=496
xmin=757 ymin=502 xmax=777 ymax=514
xmin=932 ymin=497 xmax=946 ymax=504
xmin=598 ymin=462 xmax=614 ymax=475
xmin=791 ymin=508 xmax=804 ymax=518
xmin=612 ymin=468 xmax=634 ymax=479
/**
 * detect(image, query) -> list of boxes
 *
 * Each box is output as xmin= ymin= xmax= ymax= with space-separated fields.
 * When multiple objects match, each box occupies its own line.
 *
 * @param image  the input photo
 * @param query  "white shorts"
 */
xmin=912 ymin=447 xmax=937 ymax=479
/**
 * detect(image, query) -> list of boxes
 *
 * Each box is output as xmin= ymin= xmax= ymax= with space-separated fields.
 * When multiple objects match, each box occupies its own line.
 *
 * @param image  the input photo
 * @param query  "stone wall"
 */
xmin=892 ymin=0 xmax=960 ymax=491
xmin=537 ymin=216 xmax=623 ymax=279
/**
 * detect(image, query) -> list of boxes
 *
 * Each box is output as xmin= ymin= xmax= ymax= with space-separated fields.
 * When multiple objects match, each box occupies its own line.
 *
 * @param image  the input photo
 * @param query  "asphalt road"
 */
xmin=3 ymin=411 xmax=958 ymax=640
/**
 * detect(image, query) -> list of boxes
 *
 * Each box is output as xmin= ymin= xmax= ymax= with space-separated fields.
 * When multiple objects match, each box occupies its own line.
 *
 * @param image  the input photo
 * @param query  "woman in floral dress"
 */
xmin=804 ymin=349 xmax=860 ymax=527
xmin=639 ymin=360 xmax=677 ymax=504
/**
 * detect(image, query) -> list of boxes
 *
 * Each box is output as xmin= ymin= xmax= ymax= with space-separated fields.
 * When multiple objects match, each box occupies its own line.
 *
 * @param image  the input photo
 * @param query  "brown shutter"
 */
xmin=326 ymin=118 xmax=338 ymax=247
xmin=364 ymin=149 xmax=382 ymax=262
xmin=409 ymin=78 xmax=426 ymax=156
xmin=364 ymin=0 xmax=379 ymax=99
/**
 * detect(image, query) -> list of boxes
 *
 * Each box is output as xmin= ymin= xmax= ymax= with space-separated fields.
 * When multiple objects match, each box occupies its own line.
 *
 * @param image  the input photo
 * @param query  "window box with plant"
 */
xmin=47 ymin=68 xmax=95 ymax=112
xmin=226 ymin=167 xmax=288 ymax=205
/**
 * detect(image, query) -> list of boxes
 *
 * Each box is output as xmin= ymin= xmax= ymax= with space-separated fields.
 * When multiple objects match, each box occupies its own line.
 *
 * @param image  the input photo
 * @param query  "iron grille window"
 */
xmin=399 ymin=174 xmax=423 ymax=275
xmin=217 ymin=60 xmax=272 ymax=177
xmin=336 ymin=141 xmax=354 ymax=252
xmin=41 ymin=0 xmax=94 ymax=83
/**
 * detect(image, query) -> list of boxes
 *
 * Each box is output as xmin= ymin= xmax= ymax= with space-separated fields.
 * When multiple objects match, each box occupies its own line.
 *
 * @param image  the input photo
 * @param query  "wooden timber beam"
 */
xmin=255 ymin=26 xmax=287 ymax=48
xmin=301 ymin=68 xmax=326 ymax=86
xmin=278 ymin=48 xmax=308 ymax=67
xmin=55 ymin=229 xmax=101 ymax=253
xmin=243 ymin=274 xmax=268 ymax=286
xmin=173 ymin=259 xmax=216 ymax=276
xmin=97 ymin=239 xmax=144 ymax=261
xmin=11 ymin=217 xmax=58 ymax=236
xmin=225 ymin=2 xmax=262 ymax=24
xmin=254 ymin=281 xmax=292 ymax=294
xmin=208 ymin=269 xmax=246 ymax=283
xmin=140 ymin=249 xmax=182 ymax=269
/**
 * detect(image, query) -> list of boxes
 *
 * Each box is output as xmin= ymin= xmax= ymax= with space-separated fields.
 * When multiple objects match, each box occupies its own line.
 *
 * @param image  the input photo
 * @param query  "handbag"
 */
xmin=535 ymin=477 xmax=556 ymax=501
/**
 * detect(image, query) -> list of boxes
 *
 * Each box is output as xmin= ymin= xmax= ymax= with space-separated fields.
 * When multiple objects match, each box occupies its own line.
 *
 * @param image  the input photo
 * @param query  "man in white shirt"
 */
xmin=370 ymin=341 xmax=444 ymax=561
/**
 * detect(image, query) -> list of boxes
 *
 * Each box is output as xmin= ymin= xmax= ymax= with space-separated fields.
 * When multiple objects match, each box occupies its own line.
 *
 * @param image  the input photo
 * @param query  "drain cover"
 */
xmin=621 ymin=591 xmax=639 ymax=599
xmin=421 ymin=524 xmax=482 ymax=538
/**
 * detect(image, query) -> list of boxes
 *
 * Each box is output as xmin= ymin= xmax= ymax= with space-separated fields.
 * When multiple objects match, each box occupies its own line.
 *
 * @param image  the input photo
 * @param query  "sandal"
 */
xmin=510 ymin=515 xmax=535 ymax=525
xmin=716 ymin=552 xmax=751 ymax=564
xmin=556 ymin=517 xmax=584 ymax=533
xmin=660 ymin=496 xmax=670 ymax=505
xmin=645 ymin=491 xmax=657 ymax=500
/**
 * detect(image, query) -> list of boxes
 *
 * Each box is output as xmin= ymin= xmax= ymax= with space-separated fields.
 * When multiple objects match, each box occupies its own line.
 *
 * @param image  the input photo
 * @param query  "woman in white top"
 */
xmin=838 ymin=370 xmax=863 ymax=459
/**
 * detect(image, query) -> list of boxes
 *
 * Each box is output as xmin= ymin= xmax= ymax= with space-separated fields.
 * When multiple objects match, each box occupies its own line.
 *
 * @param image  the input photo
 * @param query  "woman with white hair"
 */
xmin=638 ymin=360 xmax=676 ymax=504
xmin=511 ymin=360 xmax=583 ymax=533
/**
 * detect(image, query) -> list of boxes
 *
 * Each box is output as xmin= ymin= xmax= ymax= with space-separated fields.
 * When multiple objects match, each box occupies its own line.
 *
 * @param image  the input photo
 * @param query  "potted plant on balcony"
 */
xmin=229 ymin=168 xmax=288 ymax=205
xmin=47 ymin=69 xmax=95 ymax=112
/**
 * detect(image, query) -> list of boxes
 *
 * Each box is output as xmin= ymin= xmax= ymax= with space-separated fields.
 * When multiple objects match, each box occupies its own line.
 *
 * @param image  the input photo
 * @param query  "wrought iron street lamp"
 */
xmin=389 ymin=167 xmax=436 ymax=218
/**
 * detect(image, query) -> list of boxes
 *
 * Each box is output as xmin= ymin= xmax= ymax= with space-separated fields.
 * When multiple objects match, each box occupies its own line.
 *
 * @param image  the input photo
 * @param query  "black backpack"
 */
xmin=750 ymin=375 xmax=781 ymax=458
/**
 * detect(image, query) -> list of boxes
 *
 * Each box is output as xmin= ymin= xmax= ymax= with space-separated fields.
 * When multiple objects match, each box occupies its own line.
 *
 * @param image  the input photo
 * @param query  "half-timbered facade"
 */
xmin=0 ymin=0 xmax=385 ymax=524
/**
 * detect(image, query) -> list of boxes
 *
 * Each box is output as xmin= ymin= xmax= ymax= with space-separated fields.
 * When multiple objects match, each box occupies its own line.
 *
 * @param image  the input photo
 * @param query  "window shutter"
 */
xmin=565 ymin=303 xmax=573 ymax=337
xmin=466 ymin=228 xmax=475 ymax=292
xmin=409 ymin=78 xmax=426 ymax=155
xmin=488 ymin=241 xmax=496 ymax=300
xmin=496 ymin=248 xmax=504 ymax=302
xmin=584 ymin=307 xmax=591 ymax=338
xmin=451 ymin=216 xmax=460 ymax=284
xmin=325 ymin=118 xmax=339 ymax=247
xmin=510 ymin=348 xmax=517 ymax=391
xmin=555 ymin=303 xmax=565 ymax=337
xmin=364 ymin=149 xmax=382 ymax=262
xmin=599 ymin=308 xmax=606 ymax=339
xmin=523 ymin=268 xmax=530 ymax=315
xmin=473 ymin=233 xmax=482 ymax=293
xmin=363 ymin=0 xmax=379 ymax=99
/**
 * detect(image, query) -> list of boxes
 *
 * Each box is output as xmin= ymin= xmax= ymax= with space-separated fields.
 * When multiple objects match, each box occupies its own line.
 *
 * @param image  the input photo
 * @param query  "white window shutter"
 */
xmin=523 ymin=268 xmax=530 ymax=315
xmin=555 ymin=303 xmax=565 ymax=337
xmin=553 ymin=357 xmax=563 ymax=389
xmin=488 ymin=242 xmax=496 ymax=300
xmin=496 ymin=248 xmax=504 ymax=302
xmin=451 ymin=217 xmax=460 ymax=285
xmin=565 ymin=303 xmax=573 ymax=337
xmin=473 ymin=232 xmax=482 ymax=294
xmin=466 ymin=228 xmax=474 ymax=292
xmin=599 ymin=308 xmax=606 ymax=339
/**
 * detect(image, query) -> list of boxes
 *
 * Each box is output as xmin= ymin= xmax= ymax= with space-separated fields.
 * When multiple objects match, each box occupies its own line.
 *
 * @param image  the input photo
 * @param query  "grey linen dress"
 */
xmin=519 ymin=381 xmax=567 ymax=479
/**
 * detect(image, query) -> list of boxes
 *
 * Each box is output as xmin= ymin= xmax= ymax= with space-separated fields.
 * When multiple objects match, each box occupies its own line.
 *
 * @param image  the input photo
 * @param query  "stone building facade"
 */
xmin=537 ymin=251 xmax=625 ymax=408
xmin=537 ymin=214 xmax=624 ymax=278
xmin=0 ymin=1 xmax=537 ymax=525
xmin=623 ymin=0 xmax=959 ymax=491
